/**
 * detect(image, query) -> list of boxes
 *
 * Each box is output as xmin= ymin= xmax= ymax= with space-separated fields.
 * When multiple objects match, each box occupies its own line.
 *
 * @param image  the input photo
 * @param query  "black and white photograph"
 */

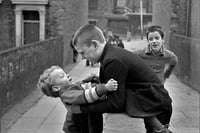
xmin=0 ymin=0 xmax=199 ymax=133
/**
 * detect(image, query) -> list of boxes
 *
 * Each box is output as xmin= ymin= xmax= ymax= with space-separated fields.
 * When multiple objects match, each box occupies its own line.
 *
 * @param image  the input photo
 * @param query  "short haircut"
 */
xmin=37 ymin=66 xmax=62 ymax=98
xmin=146 ymin=25 xmax=164 ymax=40
xmin=72 ymin=24 xmax=105 ymax=47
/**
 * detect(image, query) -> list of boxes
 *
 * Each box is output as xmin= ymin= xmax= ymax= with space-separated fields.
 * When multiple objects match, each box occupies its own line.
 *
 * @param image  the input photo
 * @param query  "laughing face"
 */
xmin=147 ymin=31 xmax=164 ymax=53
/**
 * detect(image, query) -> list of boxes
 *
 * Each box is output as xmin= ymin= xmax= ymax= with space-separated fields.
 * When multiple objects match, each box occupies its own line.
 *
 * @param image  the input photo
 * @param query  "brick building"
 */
xmin=0 ymin=0 xmax=154 ymax=51
xmin=0 ymin=0 xmax=87 ymax=65
xmin=88 ymin=0 xmax=153 ymax=36
xmin=88 ymin=0 xmax=127 ymax=34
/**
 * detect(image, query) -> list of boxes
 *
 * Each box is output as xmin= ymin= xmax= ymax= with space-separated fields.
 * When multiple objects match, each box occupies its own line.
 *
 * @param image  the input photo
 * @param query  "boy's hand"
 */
xmin=81 ymin=82 xmax=92 ymax=90
xmin=105 ymin=79 xmax=118 ymax=91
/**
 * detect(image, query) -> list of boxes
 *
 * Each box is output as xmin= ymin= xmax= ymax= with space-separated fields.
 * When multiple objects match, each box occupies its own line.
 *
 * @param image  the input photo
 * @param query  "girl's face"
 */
xmin=147 ymin=31 xmax=164 ymax=53
xmin=50 ymin=68 xmax=72 ymax=91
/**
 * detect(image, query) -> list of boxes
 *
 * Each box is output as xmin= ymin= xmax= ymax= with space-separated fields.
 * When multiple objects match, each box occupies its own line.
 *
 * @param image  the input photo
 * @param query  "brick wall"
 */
xmin=176 ymin=0 xmax=187 ymax=35
xmin=170 ymin=0 xmax=196 ymax=36
xmin=152 ymin=0 xmax=171 ymax=48
xmin=45 ymin=0 xmax=89 ymax=66
xmin=63 ymin=0 xmax=88 ymax=66
xmin=169 ymin=34 xmax=200 ymax=92
xmin=46 ymin=0 xmax=66 ymax=38
xmin=0 ymin=37 xmax=63 ymax=116
xmin=190 ymin=0 xmax=200 ymax=39
xmin=0 ymin=0 xmax=15 ymax=51
xmin=89 ymin=0 xmax=114 ymax=29
xmin=169 ymin=0 xmax=200 ymax=92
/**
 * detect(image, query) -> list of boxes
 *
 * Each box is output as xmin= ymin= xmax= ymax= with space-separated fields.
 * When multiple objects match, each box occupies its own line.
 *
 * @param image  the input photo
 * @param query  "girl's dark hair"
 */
xmin=146 ymin=25 xmax=164 ymax=40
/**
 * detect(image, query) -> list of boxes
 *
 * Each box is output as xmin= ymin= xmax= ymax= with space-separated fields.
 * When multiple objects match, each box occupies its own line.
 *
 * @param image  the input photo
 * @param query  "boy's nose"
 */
xmin=152 ymin=38 xmax=156 ymax=42
xmin=81 ymin=55 xmax=86 ymax=59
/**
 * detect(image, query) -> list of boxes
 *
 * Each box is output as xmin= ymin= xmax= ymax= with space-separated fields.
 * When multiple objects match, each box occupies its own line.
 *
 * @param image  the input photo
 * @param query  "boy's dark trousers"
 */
xmin=88 ymin=113 xmax=103 ymax=133
xmin=63 ymin=112 xmax=103 ymax=133
xmin=144 ymin=104 xmax=172 ymax=133
xmin=63 ymin=112 xmax=89 ymax=133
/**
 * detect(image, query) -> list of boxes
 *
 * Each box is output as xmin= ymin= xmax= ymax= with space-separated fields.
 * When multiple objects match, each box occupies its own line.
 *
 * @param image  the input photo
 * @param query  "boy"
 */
xmin=133 ymin=25 xmax=178 ymax=84
xmin=132 ymin=25 xmax=177 ymax=132
xmin=37 ymin=65 xmax=118 ymax=133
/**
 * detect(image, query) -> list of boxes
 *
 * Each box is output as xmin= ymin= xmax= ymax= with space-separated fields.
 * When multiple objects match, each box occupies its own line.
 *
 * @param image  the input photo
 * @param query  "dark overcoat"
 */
xmin=80 ymin=43 xmax=172 ymax=117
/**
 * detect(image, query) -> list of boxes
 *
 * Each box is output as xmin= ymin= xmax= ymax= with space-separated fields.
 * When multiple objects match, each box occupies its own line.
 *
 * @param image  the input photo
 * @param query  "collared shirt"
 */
xmin=133 ymin=45 xmax=178 ymax=83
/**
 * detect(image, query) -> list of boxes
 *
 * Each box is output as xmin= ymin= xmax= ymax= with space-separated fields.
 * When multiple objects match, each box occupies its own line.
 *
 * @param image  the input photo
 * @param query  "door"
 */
xmin=23 ymin=11 xmax=40 ymax=45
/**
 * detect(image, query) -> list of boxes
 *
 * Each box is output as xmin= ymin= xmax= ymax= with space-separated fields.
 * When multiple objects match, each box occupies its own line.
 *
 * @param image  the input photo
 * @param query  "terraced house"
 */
xmin=0 ymin=0 xmax=87 ymax=128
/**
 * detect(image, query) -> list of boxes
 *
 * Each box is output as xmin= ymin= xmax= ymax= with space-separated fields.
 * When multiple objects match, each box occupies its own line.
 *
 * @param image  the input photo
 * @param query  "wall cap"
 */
xmin=11 ymin=0 xmax=48 ymax=5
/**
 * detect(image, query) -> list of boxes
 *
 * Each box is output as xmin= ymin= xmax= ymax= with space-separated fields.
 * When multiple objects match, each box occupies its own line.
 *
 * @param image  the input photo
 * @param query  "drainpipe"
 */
xmin=140 ymin=0 xmax=143 ymax=40
xmin=185 ymin=0 xmax=190 ymax=36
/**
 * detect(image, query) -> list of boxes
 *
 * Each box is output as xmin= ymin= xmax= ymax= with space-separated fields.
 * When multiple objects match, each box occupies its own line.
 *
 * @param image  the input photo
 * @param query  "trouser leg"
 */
xmin=144 ymin=104 xmax=172 ymax=133
xmin=63 ymin=113 xmax=89 ymax=133
xmin=88 ymin=113 xmax=103 ymax=133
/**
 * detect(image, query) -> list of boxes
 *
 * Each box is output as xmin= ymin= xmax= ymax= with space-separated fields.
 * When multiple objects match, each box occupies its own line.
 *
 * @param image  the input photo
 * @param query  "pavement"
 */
xmin=1 ymin=39 xmax=199 ymax=133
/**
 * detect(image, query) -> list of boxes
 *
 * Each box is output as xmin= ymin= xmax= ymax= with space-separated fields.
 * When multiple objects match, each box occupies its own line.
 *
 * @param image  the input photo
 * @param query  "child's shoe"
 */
xmin=154 ymin=126 xmax=173 ymax=133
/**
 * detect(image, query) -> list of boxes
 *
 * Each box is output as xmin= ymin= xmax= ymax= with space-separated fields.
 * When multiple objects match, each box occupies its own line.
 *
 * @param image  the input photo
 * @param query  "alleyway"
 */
xmin=1 ymin=39 xmax=199 ymax=133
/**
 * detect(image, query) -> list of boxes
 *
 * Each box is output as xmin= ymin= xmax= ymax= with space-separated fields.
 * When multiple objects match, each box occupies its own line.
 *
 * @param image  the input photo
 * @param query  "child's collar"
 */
xmin=145 ymin=45 xmax=164 ymax=56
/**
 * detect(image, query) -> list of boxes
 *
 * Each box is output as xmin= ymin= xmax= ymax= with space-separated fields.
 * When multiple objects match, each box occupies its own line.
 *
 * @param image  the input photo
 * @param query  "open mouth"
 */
xmin=152 ymin=44 xmax=158 ymax=47
xmin=151 ymin=43 xmax=158 ymax=47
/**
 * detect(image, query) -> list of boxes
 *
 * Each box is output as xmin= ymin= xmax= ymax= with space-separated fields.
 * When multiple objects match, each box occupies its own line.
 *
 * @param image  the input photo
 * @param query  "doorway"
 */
xmin=23 ymin=11 xmax=39 ymax=45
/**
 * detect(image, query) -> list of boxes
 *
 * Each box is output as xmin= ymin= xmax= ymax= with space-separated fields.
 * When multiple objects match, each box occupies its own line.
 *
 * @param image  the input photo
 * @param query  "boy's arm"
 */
xmin=79 ymin=60 xmax=127 ymax=113
xmin=95 ymin=79 xmax=117 ymax=96
xmin=164 ymin=51 xmax=178 ymax=79
xmin=164 ymin=65 xmax=175 ymax=79
xmin=95 ymin=84 xmax=108 ymax=96
xmin=60 ymin=84 xmax=87 ymax=104
xmin=60 ymin=83 xmax=110 ymax=104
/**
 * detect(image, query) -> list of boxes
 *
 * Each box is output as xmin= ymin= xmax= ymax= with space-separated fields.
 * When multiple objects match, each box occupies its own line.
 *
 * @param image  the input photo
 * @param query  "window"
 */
xmin=89 ymin=0 xmax=98 ymax=9
xmin=89 ymin=20 xmax=97 ymax=25
xmin=23 ymin=11 xmax=39 ymax=21
xmin=117 ymin=0 xmax=126 ymax=7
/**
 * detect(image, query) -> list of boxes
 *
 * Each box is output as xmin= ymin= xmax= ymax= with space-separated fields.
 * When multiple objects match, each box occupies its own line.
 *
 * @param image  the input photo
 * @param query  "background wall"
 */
xmin=63 ymin=0 xmax=88 ymax=66
xmin=0 ymin=0 xmax=15 ymax=51
xmin=0 ymin=37 xmax=63 ymax=116
xmin=152 ymin=0 xmax=171 ymax=48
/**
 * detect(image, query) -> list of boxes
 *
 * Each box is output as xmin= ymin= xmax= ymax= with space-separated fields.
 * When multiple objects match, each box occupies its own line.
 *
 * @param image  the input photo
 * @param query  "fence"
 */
xmin=169 ymin=33 xmax=200 ymax=92
xmin=0 ymin=37 xmax=63 ymax=123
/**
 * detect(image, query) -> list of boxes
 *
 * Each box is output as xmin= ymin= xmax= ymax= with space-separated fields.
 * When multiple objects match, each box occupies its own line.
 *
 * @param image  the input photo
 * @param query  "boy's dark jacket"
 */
xmin=80 ymin=43 xmax=172 ymax=117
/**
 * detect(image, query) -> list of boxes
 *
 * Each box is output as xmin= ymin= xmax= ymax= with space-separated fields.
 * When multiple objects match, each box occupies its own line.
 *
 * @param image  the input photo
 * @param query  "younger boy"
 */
xmin=37 ymin=65 xmax=118 ymax=133
xmin=133 ymin=25 xmax=178 ymax=84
